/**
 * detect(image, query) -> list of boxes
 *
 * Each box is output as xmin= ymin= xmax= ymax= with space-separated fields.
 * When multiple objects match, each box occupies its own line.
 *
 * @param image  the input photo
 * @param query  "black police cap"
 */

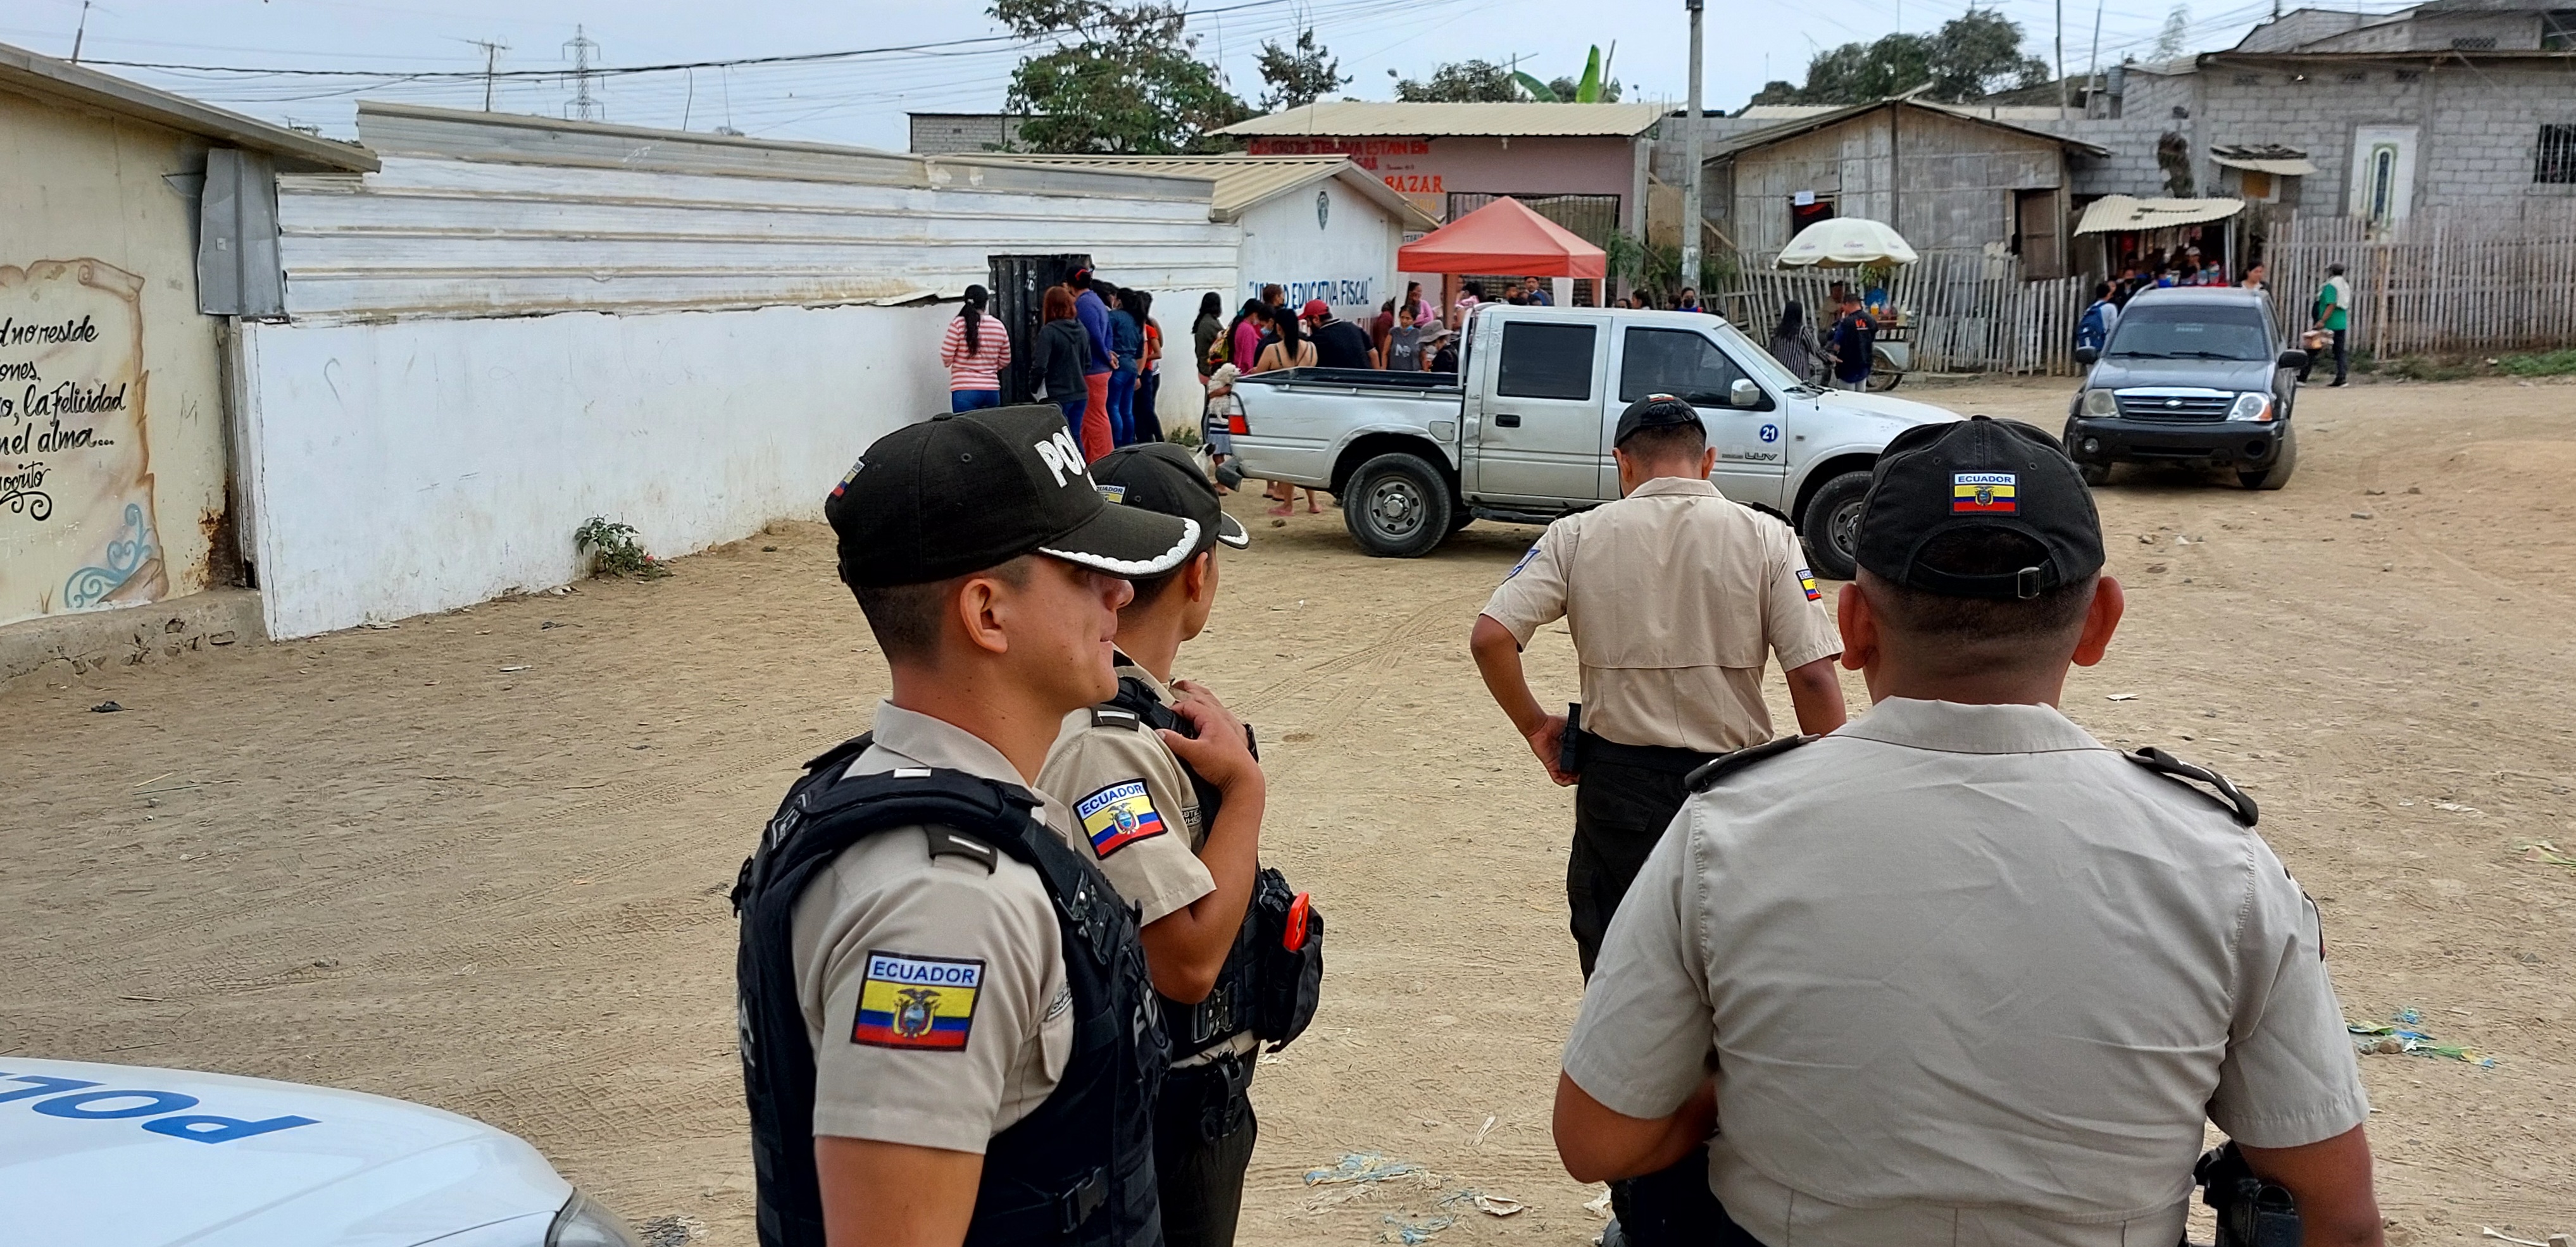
xmin=1090 ymin=442 xmax=1250 ymax=558
xmin=1613 ymin=393 xmax=1705 ymax=447
xmin=824 ymin=406 xmax=1199 ymax=588
xmin=1853 ymin=415 xmax=2106 ymax=600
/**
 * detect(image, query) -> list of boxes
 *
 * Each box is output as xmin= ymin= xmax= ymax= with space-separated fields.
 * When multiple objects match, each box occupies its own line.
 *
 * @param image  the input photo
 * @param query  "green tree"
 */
xmin=1746 ymin=9 xmax=2047 ymax=106
xmin=1256 ymin=27 xmax=1349 ymax=111
xmin=994 ymin=0 xmax=1249 ymax=153
xmin=1394 ymin=59 xmax=1521 ymax=102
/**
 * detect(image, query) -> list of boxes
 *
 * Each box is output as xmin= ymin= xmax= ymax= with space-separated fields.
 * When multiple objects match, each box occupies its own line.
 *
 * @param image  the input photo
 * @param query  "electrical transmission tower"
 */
xmin=563 ymin=26 xmax=603 ymax=121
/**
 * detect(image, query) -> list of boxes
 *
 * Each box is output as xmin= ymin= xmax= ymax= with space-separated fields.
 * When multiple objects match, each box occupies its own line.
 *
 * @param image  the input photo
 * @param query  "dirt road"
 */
xmin=9 ymin=375 xmax=2573 ymax=1245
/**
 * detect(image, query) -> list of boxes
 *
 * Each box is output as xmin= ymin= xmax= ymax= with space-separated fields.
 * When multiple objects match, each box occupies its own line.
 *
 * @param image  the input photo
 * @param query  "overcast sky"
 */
xmin=7 ymin=0 xmax=2420 ymax=151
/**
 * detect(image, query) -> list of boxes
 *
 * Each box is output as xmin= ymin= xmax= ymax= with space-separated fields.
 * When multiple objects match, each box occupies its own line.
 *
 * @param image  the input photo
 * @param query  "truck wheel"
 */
xmin=1342 ymin=453 xmax=1454 ymax=557
xmin=1447 ymin=506 xmax=1475 ymax=535
xmin=1798 ymin=469 xmax=1872 ymax=581
xmin=2080 ymin=461 xmax=2113 ymax=487
xmin=2238 ymin=423 xmax=2297 ymax=490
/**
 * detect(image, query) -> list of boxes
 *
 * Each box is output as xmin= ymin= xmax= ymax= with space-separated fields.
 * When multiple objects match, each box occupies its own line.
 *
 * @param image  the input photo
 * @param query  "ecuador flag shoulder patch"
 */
xmin=853 ymin=951 xmax=983 ymax=1051
xmin=1952 ymin=472 xmax=2018 ymax=514
xmin=1076 ymin=780 xmax=1168 ymax=859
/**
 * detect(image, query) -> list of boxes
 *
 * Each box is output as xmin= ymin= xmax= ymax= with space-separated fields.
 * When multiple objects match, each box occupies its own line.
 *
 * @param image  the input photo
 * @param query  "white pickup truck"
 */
xmin=1229 ymin=305 xmax=1963 ymax=578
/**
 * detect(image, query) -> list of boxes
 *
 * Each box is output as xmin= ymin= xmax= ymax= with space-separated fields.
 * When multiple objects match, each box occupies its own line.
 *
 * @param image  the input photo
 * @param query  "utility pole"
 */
xmin=2056 ymin=0 xmax=2068 ymax=119
xmin=468 ymin=39 xmax=508 ymax=111
xmin=563 ymin=25 xmax=603 ymax=122
xmin=69 ymin=0 xmax=92 ymax=64
xmin=1681 ymin=0 xmax=1704 ymax=292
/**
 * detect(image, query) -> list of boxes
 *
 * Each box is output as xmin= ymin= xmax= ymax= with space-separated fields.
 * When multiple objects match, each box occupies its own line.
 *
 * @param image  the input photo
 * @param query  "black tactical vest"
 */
xmin=732 ymin=735 xmax=1167 ymax=1247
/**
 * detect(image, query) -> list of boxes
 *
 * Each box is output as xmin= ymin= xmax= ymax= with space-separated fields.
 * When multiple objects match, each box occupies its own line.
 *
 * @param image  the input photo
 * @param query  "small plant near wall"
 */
xmin=575 ymin=517 xmax=672 ymax=580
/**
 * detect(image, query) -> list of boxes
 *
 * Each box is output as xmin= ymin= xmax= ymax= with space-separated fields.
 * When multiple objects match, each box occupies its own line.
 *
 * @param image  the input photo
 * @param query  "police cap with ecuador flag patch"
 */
xmin=826 ymin=405 xmax=1200 ymax=588
xmin=1853 ymin=414 xmax=2105 ymax=600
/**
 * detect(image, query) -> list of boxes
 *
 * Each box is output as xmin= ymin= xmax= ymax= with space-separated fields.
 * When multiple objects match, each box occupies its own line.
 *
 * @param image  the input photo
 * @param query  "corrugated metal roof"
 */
xmin=0 ymin=39 xmax=376 ymax=171
xmin=1215 ymin=101 xmax=1665 ymax=138
xmin=2075 ymin=195 xmax=2246 ymax=235
xmin=1706 ymin=98 xmax=2108 ymax=160
xmin=972 ymin=153 xmax=1439 ymax=228
xmin=1735 ymin=104 xmax=1846 ymax=120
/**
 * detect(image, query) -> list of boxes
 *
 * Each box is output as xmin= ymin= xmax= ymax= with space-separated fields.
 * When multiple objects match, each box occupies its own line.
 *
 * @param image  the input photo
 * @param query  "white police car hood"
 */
xmin=1 ymin=1057 xmax=571 ymax=1247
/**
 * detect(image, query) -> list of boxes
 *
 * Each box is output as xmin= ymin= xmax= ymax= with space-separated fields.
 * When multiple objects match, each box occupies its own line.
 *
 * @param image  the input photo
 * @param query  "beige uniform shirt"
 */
xmin=1561 ymin=698 xmax=2368 ymax=1246
xmin=790 ymin=702 xmax=1076 ymax=1153
xmin=1035 ymin=661 xmax=1218 ymax=926
xmin=1480 ymin=476 xmax=1841 ymax=754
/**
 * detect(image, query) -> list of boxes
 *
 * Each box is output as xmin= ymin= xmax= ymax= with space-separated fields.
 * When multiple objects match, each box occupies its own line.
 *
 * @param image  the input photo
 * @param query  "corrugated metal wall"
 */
xmin=272 ymin=104 xmax=1242 ymax=323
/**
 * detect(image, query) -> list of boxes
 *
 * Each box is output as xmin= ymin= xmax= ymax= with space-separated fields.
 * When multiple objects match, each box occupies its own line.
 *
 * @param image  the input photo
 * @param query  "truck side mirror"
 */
xmin=1728 ymin=378 xmax=1761 ymax=408
xmin=2277 ymin=349 xmax=2309 ymax=369
xmin=2073 ymin=346 xmax=2099 ymax=366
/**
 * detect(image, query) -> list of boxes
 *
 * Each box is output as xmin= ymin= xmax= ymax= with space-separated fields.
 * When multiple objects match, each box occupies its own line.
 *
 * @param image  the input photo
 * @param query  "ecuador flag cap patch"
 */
xmin=1077 ymin=781 xmax=1168 ymax=859
xmin=853 ymin=952 xmax=983 ymax=1051
xmin=1952 ymin=472 xmax=2018 ymax=514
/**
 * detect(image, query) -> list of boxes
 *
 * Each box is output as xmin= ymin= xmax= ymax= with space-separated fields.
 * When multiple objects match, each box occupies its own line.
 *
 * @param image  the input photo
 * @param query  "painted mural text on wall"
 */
xmin=1 ymin=259 xmax=165 ymax=619
xmin=1247 ymin=278 xmax=1376 ymax=311
xmin=1246 ymin=136 xmax=1443 ymax=213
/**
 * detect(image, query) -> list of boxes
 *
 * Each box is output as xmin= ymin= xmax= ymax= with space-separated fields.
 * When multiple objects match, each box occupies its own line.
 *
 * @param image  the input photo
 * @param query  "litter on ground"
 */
xmin=2348 ymin=1007 xmax=2497 ymax=1067
xmin=1585 ymin=1189 xmax=1615 ymax=1218
xmin=1306 ymin=1153 xmax=1427 ymax=1186
xmin=1379 ymin=1213 xmax=1455 ymax=1244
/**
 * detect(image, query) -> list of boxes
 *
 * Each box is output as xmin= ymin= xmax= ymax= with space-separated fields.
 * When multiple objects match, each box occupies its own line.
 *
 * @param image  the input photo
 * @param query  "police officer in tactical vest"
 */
xmin=1551 ymin=416 xmax=2382 ymax=1245
xmin=1471 ymin=394 xmax=1848 ymax=1246
xmin=1034 ymin=442 xmax=1301 ymax=1247
xmin=733 ymin=406 xmax=1201 ymax=1247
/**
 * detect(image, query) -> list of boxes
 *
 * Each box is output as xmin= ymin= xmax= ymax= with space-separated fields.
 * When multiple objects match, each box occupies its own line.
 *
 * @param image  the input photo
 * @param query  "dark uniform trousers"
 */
xmin=1152 ymin=1057 xmax=1258 ymax=1247
xmin=1571 ymin=745 xmax=1752 ymax=1247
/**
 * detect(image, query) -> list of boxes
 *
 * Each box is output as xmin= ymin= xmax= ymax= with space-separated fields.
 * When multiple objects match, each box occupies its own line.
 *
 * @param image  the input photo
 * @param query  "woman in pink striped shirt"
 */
xmin=939 ymin=285 xmax=1011 ymax=411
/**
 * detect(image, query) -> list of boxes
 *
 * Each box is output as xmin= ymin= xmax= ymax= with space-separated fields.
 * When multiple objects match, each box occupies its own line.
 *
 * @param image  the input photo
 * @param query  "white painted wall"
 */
xmin=1235 ymin=177 xmax=1402 ymax=324
xmin=238 ymin=109 xmax=1250 ymax=639
xmin=237 ymin=302 xmax=950 ymax=639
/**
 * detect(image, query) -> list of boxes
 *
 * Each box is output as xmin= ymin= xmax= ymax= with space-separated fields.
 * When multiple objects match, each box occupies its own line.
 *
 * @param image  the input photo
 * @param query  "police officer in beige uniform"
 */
xmin=1553 ymin=416 xmax=2383 ymax=1246
xmin=1036 ymin=443 xmax=1267 ymax=1247
xmin=733 ymin=406 xmax=1204 ymax=1247
xmin=1470 ymin=394 xmax=1849 ymax=1246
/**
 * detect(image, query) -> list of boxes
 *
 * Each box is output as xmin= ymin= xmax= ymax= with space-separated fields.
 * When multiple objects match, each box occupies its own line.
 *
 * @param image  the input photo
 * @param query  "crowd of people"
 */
xmin=942 ymin=268 xmax=1176 ymax=464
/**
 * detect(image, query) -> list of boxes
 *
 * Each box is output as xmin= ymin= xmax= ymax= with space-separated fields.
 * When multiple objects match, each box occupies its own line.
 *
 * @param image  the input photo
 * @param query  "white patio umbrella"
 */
xmin=1775 ymin=218 xmax=1920 ymax=268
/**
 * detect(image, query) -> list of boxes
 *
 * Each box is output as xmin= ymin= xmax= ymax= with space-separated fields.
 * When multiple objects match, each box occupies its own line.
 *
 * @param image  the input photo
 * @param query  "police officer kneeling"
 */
xmin=734 ymin=406 xmax=1199 ymax=1247
xmin=1551 ymin=416 xmax=2385 ymax=1246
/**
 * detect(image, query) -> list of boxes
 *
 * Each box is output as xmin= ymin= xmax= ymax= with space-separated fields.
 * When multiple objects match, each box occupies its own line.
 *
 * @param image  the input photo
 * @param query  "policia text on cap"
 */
xmin=1548 ymin=416 xmax=2384 ymax=1246
xmin=732 ymin=406 xmax=1203 ymax=1247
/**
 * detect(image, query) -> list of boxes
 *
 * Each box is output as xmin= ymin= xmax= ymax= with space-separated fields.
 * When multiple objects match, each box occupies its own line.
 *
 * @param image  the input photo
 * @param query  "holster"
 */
xmin=1160 ymin=1051 xmax=1254 ymax=1145
xmin=2194 ymin=1143 xmax=2301 ymax=1247
xmin=1560 ymin=704 xmax=1585 ymax=777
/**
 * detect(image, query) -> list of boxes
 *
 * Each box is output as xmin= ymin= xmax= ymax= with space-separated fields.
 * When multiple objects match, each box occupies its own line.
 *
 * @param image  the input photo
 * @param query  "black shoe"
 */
xmin=2329 ymin=378 xmax=2348 ymax=387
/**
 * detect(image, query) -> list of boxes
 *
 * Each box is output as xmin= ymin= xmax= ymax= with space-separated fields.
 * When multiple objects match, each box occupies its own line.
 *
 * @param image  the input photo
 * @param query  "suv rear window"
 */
xmin=2106 ymin=304 xmax=2271 ymax=361
xmin=1496 ymin=322 xmax=1596 ymax=400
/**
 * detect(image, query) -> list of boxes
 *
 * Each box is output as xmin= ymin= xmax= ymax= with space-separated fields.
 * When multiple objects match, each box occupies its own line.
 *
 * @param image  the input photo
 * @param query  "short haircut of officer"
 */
xmin=1615 ymin=421 xmax=1706 ymax=460
xmin=1861 ymin=528 xmax=2096 ymax=644
xmin=853 ymin=558 xmax=1032 ymax=662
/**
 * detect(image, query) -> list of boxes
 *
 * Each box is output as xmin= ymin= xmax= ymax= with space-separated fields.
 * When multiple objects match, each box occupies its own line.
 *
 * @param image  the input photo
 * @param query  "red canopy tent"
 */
xmin=1397 ymin=197 xmax=1606 ymax=279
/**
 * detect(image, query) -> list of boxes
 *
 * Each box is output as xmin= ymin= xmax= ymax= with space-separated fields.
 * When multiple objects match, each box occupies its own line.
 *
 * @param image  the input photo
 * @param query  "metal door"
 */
xmin=988 ymin=253 xmax=1090 ymax=405
xmin=1472 ymin=318 xmax=1606 ymax=503
xmin=1610 ymin=325 xmax=1786 ymax=509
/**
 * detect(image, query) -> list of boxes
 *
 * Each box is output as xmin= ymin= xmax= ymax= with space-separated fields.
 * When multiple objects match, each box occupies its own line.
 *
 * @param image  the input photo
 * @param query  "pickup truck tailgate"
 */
xmin=1232 ymin=369 xmax=1461 ymax=489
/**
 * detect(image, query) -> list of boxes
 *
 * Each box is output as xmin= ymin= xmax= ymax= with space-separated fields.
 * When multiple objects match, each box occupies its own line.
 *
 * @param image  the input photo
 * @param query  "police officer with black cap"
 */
xmin=1035 ymin=442 xmax=1318 ymax=1247
xmin=733 ymin=406 xmax=1203 ymax=1247
xmin=1472 ymin=392 xmax=1848 ymax=1246
xmin=1551 ymin=416 xmax=2383 ymax=1245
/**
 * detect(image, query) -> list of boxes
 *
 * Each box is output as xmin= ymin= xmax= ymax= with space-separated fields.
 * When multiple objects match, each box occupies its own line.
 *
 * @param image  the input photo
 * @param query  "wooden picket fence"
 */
xmin=1711 ymin=250 xmax=2093 ymax=376
xmin=2266 ymin=203 xmax=2576 ymax=357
